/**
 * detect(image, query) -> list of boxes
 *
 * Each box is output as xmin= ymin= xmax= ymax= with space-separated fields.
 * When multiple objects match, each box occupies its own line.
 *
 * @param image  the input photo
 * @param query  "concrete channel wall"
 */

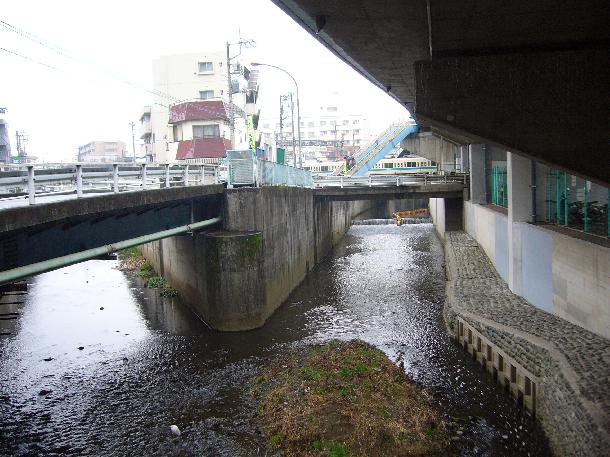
xmin=140 ymin=187 xmax=379 ymax=331
xmin=461 ymin=200 xmax=609 ymax=339
xmin=443 ymin=230 xmax=610 ymax=457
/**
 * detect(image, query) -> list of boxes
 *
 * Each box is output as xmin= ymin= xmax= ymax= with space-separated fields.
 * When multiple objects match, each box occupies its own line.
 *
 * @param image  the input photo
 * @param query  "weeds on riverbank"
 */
xmin=117 ymin=247 xmax=147 ymax=271
xmin=117 ymin=249 xmax=178 ymax=298
xmin=252 ymin=340 xmax=449 ymax=456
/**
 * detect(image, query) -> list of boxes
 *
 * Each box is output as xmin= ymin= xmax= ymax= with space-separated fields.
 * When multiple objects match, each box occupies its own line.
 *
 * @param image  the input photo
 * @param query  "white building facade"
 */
xmin=77 ymin=141 xmax=128 ymax=163
xmin=146 ymin=52 xmax=256 ymax=163
xmin=259 ymin=104 xmax=372 ymax=164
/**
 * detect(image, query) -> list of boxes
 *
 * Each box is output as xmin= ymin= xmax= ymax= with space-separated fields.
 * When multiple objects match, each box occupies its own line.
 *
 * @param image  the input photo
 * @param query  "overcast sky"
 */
xmin=0 ymin=0 xmax=409 ymax=162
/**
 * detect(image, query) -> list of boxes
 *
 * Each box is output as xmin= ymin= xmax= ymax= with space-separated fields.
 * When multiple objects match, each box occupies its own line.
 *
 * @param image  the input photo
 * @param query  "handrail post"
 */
xmin=200 ymin=165 xmax=205 ymax=185
xmin=141 ymin=163 xmax=147 ymax=189
xmin=214 ymin=166 xmax=219 ymax=184
xmin=183 ymin=164 xmax=189 ymax=187
xmin=27 ymin=165 xmax=35 ymax=205
xmin=76 ymin=164 xmax=83 ymax=198
xmin=396 ymin=176 xmax=399 ymax=187
xmin=368 ymin=175 xmax=372 ymax=187
xmin=112 ymin=164 xmax=119 ymax=193
xmin=340 ymin=176 xmax=344 ymax=189
xmin=164 ymin=163 xmax=170 ymax=188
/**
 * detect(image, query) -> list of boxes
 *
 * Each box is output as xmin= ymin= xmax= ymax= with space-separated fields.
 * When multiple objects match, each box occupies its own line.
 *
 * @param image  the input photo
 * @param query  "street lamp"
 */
xmin=251 ymin=62 xmax=302 ymax=168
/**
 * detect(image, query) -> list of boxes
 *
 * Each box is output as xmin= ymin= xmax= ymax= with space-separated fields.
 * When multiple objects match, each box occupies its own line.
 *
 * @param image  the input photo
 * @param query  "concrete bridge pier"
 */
xmin=141 ymin=187 xmax=375 ymax=331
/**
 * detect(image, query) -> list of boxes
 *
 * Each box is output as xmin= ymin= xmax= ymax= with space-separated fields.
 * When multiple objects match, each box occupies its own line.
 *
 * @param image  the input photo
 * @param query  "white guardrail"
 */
xmin=0 ymin=163 xmax=220 ymax=206
xmin=313 ymin=173 xmax=469 ymax=188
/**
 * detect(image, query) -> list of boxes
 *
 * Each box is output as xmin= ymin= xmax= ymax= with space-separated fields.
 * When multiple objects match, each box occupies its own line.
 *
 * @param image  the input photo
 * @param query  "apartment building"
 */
xmin=0 ymin=108 xmax=11 ymax=163
xmin=146 ymin=51 xmax=257 ymax=163
xmin=259 ymin=104 xmax=372 ymax=162
xmin=77 ymin=141 xmax=128 ymax=162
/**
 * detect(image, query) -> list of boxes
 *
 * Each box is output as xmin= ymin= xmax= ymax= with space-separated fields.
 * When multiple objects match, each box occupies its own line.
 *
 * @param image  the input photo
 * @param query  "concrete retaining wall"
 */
xmin=429 ymin=197 xmax=463 ymax=241
xmin=141 ymin=187 xmax=375 ymax=331
xmin=463 ymin=200 xmax=610 ymax=339
xmin=443 ymin=231 xmax=610 ymax=457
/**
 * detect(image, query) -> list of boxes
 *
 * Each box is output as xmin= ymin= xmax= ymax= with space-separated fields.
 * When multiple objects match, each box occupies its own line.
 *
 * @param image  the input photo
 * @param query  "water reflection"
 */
xmin=0 ymin=224 xmax=551 ymax=456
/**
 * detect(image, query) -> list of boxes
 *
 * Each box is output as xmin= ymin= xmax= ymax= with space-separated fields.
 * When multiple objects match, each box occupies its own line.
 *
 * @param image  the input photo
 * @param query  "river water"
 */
xmin=0 ymin=223 xmax=551 ymax=456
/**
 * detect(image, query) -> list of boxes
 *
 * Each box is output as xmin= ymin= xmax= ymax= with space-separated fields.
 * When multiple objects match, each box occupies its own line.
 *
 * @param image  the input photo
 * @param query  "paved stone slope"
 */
xmin=444 ymin=231 xmax=610 ymax=457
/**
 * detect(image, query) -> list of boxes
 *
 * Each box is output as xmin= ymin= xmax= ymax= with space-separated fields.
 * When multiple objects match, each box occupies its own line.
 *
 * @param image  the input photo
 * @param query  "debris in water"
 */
xmin=170 ymin=425 xmax=181 ymax=436
xmin=43 ymin=357 xmax=53 ymax=362
xmin=77 ymin=346 xmax=84 ymax=350
xmin=99 ymin=307 xmax=104 ymax=310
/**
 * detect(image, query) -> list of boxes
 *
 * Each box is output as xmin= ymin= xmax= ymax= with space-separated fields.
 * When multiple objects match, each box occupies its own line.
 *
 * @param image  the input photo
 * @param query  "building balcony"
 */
xmin=139 ymin=119 xmax=152 ymax=139
xmin=139 ymin=106 xmax=151 ymax=122
xmin=169 ymin=100 xmax=229 ymax=124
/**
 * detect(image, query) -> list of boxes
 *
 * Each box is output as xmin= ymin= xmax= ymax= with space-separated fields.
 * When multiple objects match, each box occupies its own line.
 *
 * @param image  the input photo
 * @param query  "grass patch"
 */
xmin=146 ymin=276 xmax=167 ymax=289
xmin=117 ymin=248 xmax=146 ymax=271
xmin=138 ymin=261 xmax=154 ymax=280
xmin=252 ymin=340 xmax=449 ymax=456
xmin=159 ymin=287 xmax=178 ymax=297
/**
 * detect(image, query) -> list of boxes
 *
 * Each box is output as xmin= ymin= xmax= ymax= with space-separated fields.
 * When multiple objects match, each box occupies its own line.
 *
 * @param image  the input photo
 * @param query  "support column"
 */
xmin=507 ymin=151 xmax=531 ymax=295
xmin=469 ymin=144 xmax=486 ymax=204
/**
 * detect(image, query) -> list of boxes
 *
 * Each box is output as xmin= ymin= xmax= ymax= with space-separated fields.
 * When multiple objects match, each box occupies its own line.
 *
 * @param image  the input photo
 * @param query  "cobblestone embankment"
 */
xmin=443 ymin=231 xmax=610 ymax=457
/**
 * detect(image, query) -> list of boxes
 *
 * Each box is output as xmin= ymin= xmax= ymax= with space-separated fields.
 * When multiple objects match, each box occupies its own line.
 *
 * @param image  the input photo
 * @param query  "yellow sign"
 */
xmin=247 ymin=115 xmax=256 ymax=150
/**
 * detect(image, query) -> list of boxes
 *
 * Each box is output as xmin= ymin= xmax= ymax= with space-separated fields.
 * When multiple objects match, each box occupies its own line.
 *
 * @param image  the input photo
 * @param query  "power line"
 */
xmin=0 ymin=18 xmax=178 ymax=104
xmin=0 ymin=46 xmax=57 ymax=70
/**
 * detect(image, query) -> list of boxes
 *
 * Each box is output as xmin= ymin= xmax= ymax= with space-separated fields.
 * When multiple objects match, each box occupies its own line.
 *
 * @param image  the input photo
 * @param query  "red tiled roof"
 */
xmin=169 ymin=101 xmax=229 ymax=124
xmin=175 ymin=138 xmax=232 ymax=160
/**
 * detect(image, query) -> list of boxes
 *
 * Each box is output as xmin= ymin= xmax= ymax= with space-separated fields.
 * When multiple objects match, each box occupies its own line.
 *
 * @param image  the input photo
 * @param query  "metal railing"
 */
xmin=0 ymin=162 xmax=220 ymax=206
xmin=226 ymin=150 xmax=313 ymax=188
xmin=314 ymin=173 xmax=469 ymax=188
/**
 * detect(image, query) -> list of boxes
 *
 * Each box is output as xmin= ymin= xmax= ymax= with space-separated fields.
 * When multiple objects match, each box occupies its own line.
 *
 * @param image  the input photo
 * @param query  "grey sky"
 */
xmin=0 ymin=0 xmax=409 ymax=162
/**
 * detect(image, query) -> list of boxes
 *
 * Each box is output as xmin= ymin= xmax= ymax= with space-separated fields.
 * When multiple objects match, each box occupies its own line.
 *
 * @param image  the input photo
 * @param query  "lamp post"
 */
xmin=251 ymin=62 xmax=301 ymax=168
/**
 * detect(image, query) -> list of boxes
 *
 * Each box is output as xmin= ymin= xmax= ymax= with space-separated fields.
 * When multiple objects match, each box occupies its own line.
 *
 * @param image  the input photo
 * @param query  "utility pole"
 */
xmin=129 ymin=122 xmax=136 ymax=162
xmin=226 ymin=41 xmax=234 ymax=148
xmin=279 ymin=94 xmax=284 ymax=152
xmin=289 ymin=92 xmax=296 ymax=167
xmin=15 ymin=130 xmax=27 ymax=164
xmin=226 ymin=38 xmax=256 ymax=149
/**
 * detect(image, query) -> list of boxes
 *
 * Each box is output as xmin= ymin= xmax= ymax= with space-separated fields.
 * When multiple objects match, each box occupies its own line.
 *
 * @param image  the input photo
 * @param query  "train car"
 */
xmin=368 ymin=157 xmax=437 ymax=175
xmin=302 ymin=160 xmax=344 ymax=176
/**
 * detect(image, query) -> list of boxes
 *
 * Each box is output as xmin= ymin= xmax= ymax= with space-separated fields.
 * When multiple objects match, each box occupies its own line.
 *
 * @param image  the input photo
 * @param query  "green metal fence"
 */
xmin=546 ymin=169 xmax=609 ymax=237
xmin=491 ymin=166 xmax=508 ymax=208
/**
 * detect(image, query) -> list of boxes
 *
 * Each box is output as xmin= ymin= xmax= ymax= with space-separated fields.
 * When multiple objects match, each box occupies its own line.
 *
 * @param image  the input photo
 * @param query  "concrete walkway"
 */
xmin=443 ymin=231 xmax=610 ymax=457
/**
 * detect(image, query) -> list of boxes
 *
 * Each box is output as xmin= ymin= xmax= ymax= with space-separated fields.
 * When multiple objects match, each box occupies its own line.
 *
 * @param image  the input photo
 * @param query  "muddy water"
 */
xmin=0 ymin=223 xmax=551 ymax=456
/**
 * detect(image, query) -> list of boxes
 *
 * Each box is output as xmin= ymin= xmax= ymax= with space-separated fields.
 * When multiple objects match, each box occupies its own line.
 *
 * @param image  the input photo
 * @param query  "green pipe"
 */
xmin=583 ymin=181 xmax=589 ymax=232
xmin=491 ymin=167 xmax=498 ymax=205
xmin=546 ymin=169 xmax=552 ymax=222
xmin=556 ymin=170 xmax=561 ymax=224
xmin=502 ymin=169 xmax=507 ymax=208
xmin=0 ymin=217 xmax=222 ymax=285
xmin=564 ymin=173 xmax=568 ymax=226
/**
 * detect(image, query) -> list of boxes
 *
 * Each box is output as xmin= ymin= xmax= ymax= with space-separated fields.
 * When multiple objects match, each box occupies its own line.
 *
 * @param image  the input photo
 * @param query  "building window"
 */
xmin=198 ymin=61 xmax=213 ymax=73
xmin=199 ymin=90 xmax=214 ymax=99
xmin=353 ymin=129 xmax=360 ymax=135
xmin=353 ymin=119 xmax=360 ymax=124
xmin=342 ymin=120 xmax=349 ymax=125
xmin=320 ymin=121 xmax=326 ymax=126
xmin=193 ymin=124 xmax=220 ymax=138
xmin=173 ymin=125 xmax=183 ymax=142
xmin=308 ymin=132 xmax=314 ymax=138
xmin=307 ymin=121 xmax=314 ymax=127
xmin=383 ymin=162 xmax=393 ymax=169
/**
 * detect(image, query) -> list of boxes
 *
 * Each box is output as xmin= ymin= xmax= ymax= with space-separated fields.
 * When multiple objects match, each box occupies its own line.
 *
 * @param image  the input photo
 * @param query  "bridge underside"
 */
xmin=314 ymin=184 xmax=464 ymax=202
xmin=0 ymin=186 xmax=223 ymax=274
xmin=272 ymin=0 xmax=609 ymax=186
